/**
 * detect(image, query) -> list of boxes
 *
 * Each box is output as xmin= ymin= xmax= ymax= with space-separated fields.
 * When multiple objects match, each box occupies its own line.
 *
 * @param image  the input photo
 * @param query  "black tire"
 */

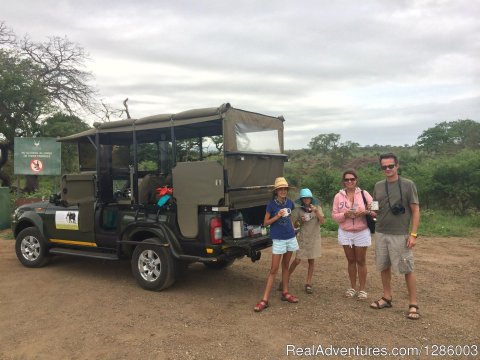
xmin=131 ymin=239 xmax=176 ymax=291
xmin=15 ymin=227 xmax=50 ymax=268
xmin=204 ymin=258 xmax=235 ymax=270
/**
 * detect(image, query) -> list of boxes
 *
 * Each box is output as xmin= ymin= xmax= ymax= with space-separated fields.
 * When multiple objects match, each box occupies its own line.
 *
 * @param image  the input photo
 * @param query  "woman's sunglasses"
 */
xmin=343 ymin=178 xmax=356 ymax=182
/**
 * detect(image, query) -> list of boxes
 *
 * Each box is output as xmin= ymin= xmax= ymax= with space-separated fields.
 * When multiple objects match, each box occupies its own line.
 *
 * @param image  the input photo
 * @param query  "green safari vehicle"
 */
xmin=12 ymin=103 xmax=288 ymax=290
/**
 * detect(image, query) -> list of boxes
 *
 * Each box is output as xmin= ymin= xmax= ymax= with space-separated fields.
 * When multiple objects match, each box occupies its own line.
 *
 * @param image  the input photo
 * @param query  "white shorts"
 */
xmin=338 ymin=228 xmax=372 ymax=247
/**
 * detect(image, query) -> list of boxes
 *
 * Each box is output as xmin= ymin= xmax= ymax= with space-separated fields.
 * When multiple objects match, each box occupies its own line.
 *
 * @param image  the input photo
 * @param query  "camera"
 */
xmin=391 ymin=203 xmax=406 ymax=215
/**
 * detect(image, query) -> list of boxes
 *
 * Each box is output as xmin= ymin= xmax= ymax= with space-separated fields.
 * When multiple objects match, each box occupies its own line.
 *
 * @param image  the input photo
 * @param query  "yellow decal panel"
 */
xmin=50 ymin=239 xmax=97 ymax=247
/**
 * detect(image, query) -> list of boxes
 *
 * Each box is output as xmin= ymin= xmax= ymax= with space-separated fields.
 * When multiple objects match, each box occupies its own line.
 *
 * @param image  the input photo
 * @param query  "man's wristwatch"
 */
xmin=409 ymin=232 xmax=418 ymax=238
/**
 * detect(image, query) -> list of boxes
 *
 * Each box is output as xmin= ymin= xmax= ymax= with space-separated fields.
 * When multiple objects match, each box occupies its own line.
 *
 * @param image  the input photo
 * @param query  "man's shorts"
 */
xmin=375 ymin=232 xmax=414 ymax=274
xmin=272 ymin=237 xmax=299 ymax=255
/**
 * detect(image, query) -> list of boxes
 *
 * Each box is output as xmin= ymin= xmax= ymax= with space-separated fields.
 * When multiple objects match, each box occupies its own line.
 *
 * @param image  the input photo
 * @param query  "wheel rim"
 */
xmin=20 ymin=235 xmax=41 ymax=262
xmin=137 ymin=249 xmax=162 ymax=282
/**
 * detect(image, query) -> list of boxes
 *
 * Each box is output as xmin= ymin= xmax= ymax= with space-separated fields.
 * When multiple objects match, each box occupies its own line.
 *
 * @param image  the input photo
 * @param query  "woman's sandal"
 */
xmin=356 ymin=290 xmax=368 ymax=300
xmin=370 ymin=297 xmax=392 ymax=309
xmin=305 ymin=284 xmax=313 ymax=294
xmin=344 ymin=288 xmax=357 ymax=298
xmin=281 ymin=292 xmax=299 ymax=303
xmin=254 ymin=299 xmax=269 ymax=312
xmin=406 ymin=304 xmax=421 ymax=320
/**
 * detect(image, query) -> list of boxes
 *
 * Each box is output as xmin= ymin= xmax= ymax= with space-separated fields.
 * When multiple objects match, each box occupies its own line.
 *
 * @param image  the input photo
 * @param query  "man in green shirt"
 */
xmin=370 ymin=153 xmax=421 ymax=320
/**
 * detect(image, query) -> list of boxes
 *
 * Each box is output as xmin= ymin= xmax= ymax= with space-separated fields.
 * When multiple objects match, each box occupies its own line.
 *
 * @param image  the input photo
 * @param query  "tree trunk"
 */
xmin=0 ymin=170 xmax=11 ymax=187
xmin=23 ymin=175 xmax=39 ymax=193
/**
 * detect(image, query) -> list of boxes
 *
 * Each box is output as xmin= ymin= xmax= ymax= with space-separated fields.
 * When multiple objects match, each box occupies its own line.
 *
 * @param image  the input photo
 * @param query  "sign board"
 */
xmin=14 ymin=137 xmax=61 ymax=175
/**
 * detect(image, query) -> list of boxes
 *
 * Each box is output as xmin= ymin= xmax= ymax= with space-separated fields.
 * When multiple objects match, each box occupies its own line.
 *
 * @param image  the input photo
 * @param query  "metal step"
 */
xmin=49 ymin=247 xmax=119 ymax=260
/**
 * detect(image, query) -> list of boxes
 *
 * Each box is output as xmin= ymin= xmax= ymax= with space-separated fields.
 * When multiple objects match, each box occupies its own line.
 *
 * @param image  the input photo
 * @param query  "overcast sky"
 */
xmin=1 ymin=0 xmax=479 ymax=149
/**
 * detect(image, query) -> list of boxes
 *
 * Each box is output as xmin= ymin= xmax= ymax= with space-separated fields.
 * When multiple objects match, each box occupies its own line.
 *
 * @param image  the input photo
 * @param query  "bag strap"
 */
xmin=360 ymin=190 xmax=368 ymax=207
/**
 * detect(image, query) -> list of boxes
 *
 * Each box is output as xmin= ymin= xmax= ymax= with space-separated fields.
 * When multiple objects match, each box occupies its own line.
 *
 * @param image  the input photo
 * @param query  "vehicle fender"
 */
xmin=121 ymin=223 xmax=183 ymax=256
xmin=14 ymin=211 xmax=45 ymax=238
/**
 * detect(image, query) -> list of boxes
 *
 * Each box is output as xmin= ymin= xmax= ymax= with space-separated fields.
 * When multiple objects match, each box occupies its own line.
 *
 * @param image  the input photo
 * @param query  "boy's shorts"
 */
xmin=272 ymin=237 xmax=299 ymax=255
xmin=375 ymin=232 xmax=414 ymax=274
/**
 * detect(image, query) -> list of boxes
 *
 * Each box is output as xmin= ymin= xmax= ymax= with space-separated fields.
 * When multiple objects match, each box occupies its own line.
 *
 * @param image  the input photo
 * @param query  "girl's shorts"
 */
xmin=272 ymin=237 xmax=299 ymax=255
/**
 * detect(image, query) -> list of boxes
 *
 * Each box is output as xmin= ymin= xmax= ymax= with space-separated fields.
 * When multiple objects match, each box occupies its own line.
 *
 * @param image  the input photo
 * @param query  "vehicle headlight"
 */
xmin=12 ymin=208 xmax=21 ymax=220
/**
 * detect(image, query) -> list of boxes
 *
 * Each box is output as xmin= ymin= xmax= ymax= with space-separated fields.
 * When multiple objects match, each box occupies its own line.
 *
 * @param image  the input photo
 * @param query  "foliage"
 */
xmin=40 ymin=112 xmax=91 ymax=173
xmin=138 ymin=160 xmax=157 ymax=171
xmin=0 ymin=51 xmax=49 ymax=140
xmin=301 ymin=167 xmax=341 ymax=205
xmin=308 ymin=133 xmax=360 ymax=166
xmin=428 ymin=151 xmax=480 ymax=214
xmin=415 ymin=119 xmax=480 ymax=154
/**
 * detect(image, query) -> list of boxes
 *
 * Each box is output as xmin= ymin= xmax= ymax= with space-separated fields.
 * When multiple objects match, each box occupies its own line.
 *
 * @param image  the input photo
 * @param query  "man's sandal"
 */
xmin=344 ymin=288 xmax=357 ymax=298
xmin=356 ymin=290 xmax=368 ymax=300
xmin=281 ymin=292 xmax=299 ymax=303
xmin=254 ymin=299 xmax=269 ymax=312
xmin=370 ymin=297 xmax=392 ymax=309
xmin=305 ymin=284 xmax=313 ymax=294
xmin=406 ymin=304 xmax=421 ymax=320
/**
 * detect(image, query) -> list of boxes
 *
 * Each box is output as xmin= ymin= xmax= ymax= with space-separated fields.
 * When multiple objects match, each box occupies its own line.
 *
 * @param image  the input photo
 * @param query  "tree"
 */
xmin=309 ymin=133 xmax=340 ymax=153
xmin=308 ymin=133 xmax=359 ymax=165
xmin=0 ymin=22 xmax=97 ymax=190
xmin=40 ymin=113 xmax=91 ymax=173
xmin=0 ymin=51 xmax=50 ymax=186
xmin=429 ymin=151 xmax=480 ymax=214
xmin=416 ymin=120 xmax=480 ymax=154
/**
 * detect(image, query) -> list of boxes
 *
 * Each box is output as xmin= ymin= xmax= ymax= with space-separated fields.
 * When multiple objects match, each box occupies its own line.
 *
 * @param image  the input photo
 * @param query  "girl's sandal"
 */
xmin=254 ymin=299 xmax=269 ymax=312
xmin=281 ymin=292 xmax=299 ymax=303
xmin=357 ymin=290 xmax=368 ymax=300
xmin=344 ymin=288 xmax=357 ymax=298
xmin=305 ymin=284 xmax=313 ymax=294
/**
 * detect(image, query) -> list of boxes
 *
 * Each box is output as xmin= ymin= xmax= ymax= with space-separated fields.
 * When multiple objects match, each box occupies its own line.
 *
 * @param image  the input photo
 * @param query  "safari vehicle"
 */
xmin=12 ymin=103 xmax=288 ymax=290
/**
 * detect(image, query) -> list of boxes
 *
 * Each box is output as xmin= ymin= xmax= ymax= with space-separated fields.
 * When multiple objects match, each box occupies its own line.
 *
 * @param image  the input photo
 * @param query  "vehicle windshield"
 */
xmin=235 ymin=123 xmax=281 ymax=153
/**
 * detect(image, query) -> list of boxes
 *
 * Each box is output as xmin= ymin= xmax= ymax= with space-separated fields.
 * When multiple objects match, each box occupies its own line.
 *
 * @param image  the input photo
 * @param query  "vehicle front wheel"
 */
xmin=131 ymin=240 xmax=176 ymax=291
xmin=15 ymin=227 xmax=50 ymax=268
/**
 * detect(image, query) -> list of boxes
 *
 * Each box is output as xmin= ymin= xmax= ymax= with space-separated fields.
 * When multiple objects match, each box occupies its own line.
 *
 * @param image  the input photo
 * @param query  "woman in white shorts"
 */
xmin=332 ymin=169 xmax=375 ymax=300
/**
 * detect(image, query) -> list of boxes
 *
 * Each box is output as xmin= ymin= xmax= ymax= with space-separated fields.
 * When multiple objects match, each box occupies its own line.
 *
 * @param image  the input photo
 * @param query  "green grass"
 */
xmin=418 ymin=209 xmax=480 ymax=237
xmin=0 ymin=230 xmax=14 ymax=240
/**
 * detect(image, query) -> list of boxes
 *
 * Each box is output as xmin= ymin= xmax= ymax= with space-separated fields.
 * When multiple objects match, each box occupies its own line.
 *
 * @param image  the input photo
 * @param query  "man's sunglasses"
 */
xmin=343 ymin=178 xmax=356 ymax=182
xmin=381 ymin=164 xmax=396 ymax=170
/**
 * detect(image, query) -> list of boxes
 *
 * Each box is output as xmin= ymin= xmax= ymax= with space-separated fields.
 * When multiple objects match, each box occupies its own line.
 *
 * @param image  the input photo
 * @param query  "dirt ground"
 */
xmin=0 ymin=230 xmax=479 ymax=360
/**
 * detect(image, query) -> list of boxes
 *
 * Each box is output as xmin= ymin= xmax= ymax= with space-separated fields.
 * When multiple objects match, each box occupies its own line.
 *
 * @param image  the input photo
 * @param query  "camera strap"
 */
xmin=385 ymin=176 xmax=403 ymax=213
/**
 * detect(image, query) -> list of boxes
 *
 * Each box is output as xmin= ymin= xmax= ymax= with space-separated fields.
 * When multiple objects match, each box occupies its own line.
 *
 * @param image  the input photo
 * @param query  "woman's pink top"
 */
xmin=332 ymin=187 xmax=373 ymax=232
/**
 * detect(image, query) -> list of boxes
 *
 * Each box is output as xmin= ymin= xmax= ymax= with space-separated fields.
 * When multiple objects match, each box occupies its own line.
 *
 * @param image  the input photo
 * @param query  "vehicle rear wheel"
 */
xmin=15 ymin=227 xmax=50 ymax=268
xmin=131 ymin=239 xmax=176 ymax=291
xmin=204 ymin=258 xmax=235 ymax=270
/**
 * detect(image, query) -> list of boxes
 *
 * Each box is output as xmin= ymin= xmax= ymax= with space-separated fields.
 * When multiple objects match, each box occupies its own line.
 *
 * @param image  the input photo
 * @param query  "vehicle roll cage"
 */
xmin=58 ymin=103 xmax=286 ymax=205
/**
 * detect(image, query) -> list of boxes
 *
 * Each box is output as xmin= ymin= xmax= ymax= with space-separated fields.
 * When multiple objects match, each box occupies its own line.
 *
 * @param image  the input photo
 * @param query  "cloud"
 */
xmin=1 ymin=0 xmax=479 ymax=148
